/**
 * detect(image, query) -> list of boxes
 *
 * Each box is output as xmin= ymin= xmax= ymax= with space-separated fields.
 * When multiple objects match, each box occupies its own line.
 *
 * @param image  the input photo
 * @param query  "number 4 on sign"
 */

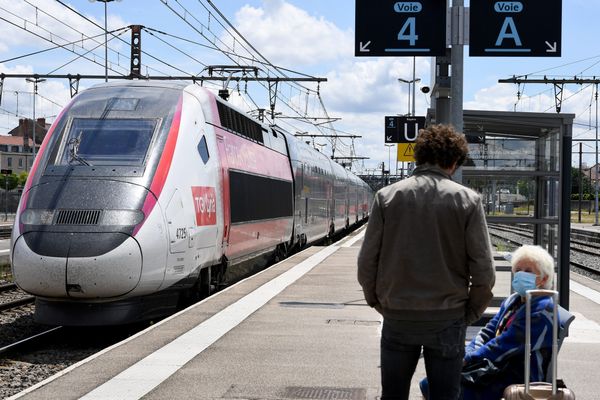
xmin=398 ymin=17 xmax=418 ymax=45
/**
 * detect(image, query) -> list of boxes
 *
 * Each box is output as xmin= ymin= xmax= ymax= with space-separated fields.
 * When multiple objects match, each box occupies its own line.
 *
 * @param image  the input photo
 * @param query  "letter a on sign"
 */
xmin=495 ymin=17 xmax=522 ymax=46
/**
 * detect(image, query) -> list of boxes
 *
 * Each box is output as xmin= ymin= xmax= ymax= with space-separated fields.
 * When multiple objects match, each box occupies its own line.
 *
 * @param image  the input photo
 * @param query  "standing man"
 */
xmin=357 ymin=124 xmax=495 ymax=400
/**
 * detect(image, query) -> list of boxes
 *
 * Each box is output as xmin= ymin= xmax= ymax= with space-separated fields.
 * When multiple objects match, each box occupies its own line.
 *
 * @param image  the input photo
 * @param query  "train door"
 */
xmin=215 ymin=132 xmax=230 ymax=255
xmin=165 ymin=189 xmax=188 ymax=255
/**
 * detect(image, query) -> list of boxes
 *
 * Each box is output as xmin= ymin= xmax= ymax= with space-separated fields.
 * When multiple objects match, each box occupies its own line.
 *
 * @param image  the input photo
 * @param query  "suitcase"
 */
xmin=502 ymin=289 xmax=575 ymax=400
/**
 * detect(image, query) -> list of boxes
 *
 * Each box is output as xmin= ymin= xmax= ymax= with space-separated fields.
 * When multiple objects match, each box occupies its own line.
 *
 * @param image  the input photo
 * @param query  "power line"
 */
xmin=0 ymin=10 xmax=128 ymax=76
xmin=54 ymin=0 xmax=181 ymax=77
xmin=46 ymin=28 xmax=130 ymax=76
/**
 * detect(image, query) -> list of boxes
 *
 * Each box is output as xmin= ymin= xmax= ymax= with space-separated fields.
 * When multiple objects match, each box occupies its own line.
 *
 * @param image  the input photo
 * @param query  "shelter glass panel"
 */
xmin=463 ymin=176 xmax=536 ymax=217
xmin=540 ymin=223 xmax=559 ymax=261
xmin=487 ymin=222 xmax=534 ymax=252
xmin=464 ymin=135 xmax=537 ymax=171
xmin=538 ymin=128 xmax=561 ymax=173
xmin=540 ymin=177 xmax=560 ymax=219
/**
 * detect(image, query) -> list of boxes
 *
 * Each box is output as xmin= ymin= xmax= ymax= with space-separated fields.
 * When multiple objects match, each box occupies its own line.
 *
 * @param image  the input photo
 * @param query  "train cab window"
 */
xmin=197 ymin=135 xmax=210 ymax=164
xmin=55 ymin=118 xmax=157 ymax=166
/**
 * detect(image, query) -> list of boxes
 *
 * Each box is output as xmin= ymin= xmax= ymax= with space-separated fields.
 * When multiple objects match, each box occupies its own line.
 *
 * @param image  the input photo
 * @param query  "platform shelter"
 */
xmin=460 ymin=110 xmax=574 ymax=308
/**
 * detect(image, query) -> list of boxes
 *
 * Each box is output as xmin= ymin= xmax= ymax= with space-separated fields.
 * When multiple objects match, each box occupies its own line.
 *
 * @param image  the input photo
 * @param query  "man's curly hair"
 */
xmin=413 ymin=124 xmax=468 ymax=169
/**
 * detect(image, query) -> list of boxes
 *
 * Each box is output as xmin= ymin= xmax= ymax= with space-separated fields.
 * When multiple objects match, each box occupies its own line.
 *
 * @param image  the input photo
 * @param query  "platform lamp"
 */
xmin=89 ymin=0 xmax=122 ymax=82
xmin=25 ymin=77 xmax=45 ymax=160
xmin=595 ymin=83 xmax=599 ymax=226
xmin=397 ymin=76 xmax=420 ymax=178
xmin=385 ymin=143 xmax=395 ymax=176
xmin=398 ymin=77 xmax=420 ymax=116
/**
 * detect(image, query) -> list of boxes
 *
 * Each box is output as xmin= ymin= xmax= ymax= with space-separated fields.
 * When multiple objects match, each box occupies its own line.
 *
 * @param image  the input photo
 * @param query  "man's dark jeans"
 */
xmin=380 ymin=317 xmax=466 ymax=400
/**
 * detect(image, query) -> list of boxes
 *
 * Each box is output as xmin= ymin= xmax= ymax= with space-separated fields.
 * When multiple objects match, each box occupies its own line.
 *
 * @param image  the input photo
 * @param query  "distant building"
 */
xmin=0 ymin=135 xmax=38 ymax=173
xmin=584 ymin=163 xmax=600 ymax=184
xmin=0 ymin=118 xmax=48 ymax=173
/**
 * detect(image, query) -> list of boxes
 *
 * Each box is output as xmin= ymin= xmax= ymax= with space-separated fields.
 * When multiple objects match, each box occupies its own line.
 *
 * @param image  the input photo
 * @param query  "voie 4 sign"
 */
xmin=355 ymin=0 xmax=447 ymax=57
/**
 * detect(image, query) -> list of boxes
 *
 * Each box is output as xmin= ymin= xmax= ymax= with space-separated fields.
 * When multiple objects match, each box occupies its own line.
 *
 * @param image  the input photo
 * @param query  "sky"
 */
xmin=0 ymin=0 xmax=599 ymax=172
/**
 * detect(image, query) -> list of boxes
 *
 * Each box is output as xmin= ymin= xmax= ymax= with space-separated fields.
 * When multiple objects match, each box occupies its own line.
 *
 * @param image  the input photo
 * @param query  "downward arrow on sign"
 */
xmin=360 ymin=41 xmax=371 ymax=52
xmin=545 ymin=41 xmax=557 ymax=52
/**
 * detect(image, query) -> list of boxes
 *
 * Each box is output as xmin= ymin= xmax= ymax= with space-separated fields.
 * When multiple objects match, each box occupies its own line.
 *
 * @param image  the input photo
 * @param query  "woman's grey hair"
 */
xmin=511 ymin=245 xmax=554 ymax=289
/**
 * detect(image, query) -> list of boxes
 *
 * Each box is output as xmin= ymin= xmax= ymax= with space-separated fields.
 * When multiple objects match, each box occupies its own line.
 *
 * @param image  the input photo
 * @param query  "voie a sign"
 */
xmin=469 ymin=0 xmax=562 ymax=57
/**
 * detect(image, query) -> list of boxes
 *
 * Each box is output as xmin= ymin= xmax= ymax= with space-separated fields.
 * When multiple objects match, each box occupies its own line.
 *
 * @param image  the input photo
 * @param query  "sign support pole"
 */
xmin=450 ymin=0 xmax=464 ymax=183
xmin=4 ymin=174 xmax=6 ymax=222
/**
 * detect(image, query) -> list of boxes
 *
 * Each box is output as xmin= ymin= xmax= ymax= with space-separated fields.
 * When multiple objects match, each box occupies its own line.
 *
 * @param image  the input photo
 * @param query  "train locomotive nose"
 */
xmin=12 ymin=231 xmax=143 ymax=298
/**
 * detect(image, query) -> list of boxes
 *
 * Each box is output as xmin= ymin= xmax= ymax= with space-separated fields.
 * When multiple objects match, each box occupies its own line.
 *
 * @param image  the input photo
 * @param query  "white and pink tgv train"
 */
xmin=11 ymin=81 xmax=373 ymax=325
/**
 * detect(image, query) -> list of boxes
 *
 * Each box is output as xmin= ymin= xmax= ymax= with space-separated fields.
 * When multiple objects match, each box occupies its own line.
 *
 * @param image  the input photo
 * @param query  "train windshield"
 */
xmin=57 ymin=118 xmax=157 ymax=166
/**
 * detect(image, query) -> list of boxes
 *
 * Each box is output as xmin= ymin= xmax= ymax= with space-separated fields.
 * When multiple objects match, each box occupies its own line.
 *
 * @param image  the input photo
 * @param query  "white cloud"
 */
xmin=234 ymin=0 xmax=353 ymax=67
xmin=0 ymin=0 xmax=128 ymax=74
xmin=228 ymin=1 xmax=440 ymax=171
xmin=464 ymin=81 xmax=593 ymax=116
xmin=323 ymin=57 xmax=431 ymax=115
xmin=0 ymin=63 xmax=72 ymax=132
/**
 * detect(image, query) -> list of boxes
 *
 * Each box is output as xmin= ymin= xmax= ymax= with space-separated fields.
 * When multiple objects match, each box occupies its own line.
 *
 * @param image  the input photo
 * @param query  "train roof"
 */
xmin=87 ymin=80 xmax=190 ymax=91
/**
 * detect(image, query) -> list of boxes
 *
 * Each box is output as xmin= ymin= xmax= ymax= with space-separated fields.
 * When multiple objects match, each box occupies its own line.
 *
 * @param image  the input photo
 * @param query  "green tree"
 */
xmin=572 ymin=167 xmax=593 ymax=197
xmin=517 ymin=179 xmax=533 ymax=199
xmin=0 ymin=174 xmax=19 ymax=191
xmin=17 ymin=171 xmax=28 ymax=187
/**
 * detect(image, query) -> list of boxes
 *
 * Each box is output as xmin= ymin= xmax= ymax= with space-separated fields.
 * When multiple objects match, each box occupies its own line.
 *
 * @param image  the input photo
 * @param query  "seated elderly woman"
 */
xmin=420 ymin=245 xmax=558 ymax=400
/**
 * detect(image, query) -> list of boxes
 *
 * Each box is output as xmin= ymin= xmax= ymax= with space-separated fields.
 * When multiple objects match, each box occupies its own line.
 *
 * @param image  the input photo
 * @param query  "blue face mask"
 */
xmin=512 ymin=271 xmax=538 ymax=297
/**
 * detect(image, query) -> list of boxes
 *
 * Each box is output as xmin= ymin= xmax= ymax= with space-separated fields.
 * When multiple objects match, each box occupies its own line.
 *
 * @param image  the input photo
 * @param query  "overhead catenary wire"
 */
xmin=2 ymin=1 xmax=356 ymax=164
xmin=54 ymin=0 xmax=185 ymax=77
xmin=0 ymin=11 xmax=127 ymax=76
xmin=46 ymin=28 xmax=130 ymax=76
xmin=159 ymin=0 xmax=352 ymax=160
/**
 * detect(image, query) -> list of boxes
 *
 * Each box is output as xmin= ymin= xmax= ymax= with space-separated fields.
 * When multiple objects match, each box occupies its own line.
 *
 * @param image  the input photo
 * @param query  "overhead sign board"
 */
xmin=469 ymin=0 xmax=562 ymax=57
xmin=355 ymin=0 xmax=447 ymax=57
xmin=385 ymin=116 xmax=425 ymax=143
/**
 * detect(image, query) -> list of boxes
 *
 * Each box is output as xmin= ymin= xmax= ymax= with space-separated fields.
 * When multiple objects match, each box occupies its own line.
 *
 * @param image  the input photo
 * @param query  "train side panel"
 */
xmin=151 ymin=90 xmax=224 ymax=291
xmin=207 ymin=97 xmax=294 ymax=264
xmin=330 ymin=160 xmax=350 ymax=232
xmin=282 ymin=133 xmax=332 ymax=245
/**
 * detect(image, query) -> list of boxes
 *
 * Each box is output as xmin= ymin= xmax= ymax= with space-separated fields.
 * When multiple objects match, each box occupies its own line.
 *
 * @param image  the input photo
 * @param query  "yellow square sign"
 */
xmin=397 ymin=143 xmax=415 ymax=162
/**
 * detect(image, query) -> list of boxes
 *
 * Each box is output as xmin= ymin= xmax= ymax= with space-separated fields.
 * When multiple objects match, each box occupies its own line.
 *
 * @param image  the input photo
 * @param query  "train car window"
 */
xmin=229 ymin=170 xmax=293 ymax=223
xmin=106 ymin=98 xmax=139 ymax=111
xmin=216 ymin=101 xmax=264 ymax=144
xmin=197 ymin=135 xmax=210 ymax=164
xmin=55 ymin=118 xmax=157 ymax=166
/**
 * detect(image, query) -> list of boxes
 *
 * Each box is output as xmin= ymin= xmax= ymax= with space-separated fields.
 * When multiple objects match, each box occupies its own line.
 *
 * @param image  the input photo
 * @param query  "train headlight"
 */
xmin=20 ymin=209 xmax=56 ymax=225
xmin=100 ymin=210 xmax=145 ymax=226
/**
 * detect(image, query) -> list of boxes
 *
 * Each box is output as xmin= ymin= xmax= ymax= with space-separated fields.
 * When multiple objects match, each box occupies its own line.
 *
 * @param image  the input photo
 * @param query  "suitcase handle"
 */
xmin=525 ymin=289 xmax=559 ymax=395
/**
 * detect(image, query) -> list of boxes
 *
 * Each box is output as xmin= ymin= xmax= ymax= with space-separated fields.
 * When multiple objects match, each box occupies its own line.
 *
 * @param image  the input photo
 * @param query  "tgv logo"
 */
xmin=191 ymin=186 xmax=217 ymax=226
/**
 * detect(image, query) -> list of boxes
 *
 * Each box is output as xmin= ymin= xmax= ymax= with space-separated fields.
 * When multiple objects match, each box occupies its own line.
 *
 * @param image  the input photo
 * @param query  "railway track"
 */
xmin=488 ymin=224 xmax=600 ymax=276
xmin=0 ymin=282 xmax=35 ymax=312
xmin=569 ymin=259 xmax=600 ymax=277
xmin=0 ymin=225 xmax=11 ymax=240
xmin=0 ymin=326 xmax=63 ymax=357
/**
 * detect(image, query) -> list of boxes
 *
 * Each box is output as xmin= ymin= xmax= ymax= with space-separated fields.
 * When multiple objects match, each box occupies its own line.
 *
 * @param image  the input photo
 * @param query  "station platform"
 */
xmin=571 ymin=222 xmax=600 ymax=234
xmin=10 ymin=226 xmax=600 ymax=400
